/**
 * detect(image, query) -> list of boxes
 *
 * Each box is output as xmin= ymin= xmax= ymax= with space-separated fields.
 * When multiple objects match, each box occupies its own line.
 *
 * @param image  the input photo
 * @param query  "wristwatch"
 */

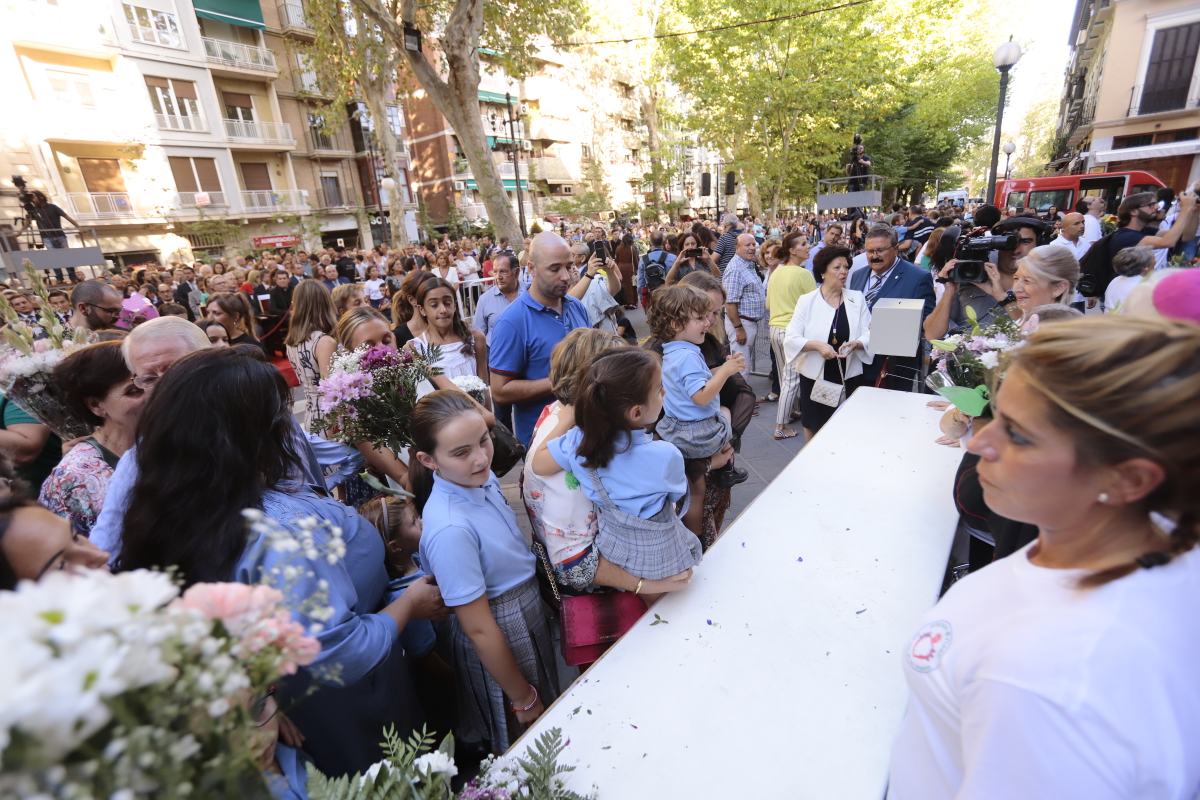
xmin=997 ymin=290 xmax=1017 ymax=307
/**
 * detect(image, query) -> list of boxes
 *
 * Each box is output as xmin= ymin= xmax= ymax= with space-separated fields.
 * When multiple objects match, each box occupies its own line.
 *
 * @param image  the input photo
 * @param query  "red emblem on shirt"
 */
xmin=908 ymin=620 xmax=953 ymax=673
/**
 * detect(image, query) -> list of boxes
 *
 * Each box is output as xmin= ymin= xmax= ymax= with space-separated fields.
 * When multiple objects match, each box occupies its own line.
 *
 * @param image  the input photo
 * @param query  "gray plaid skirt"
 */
xmin=656 ymin=412 xmax=732 ymax=459
xmin=448 ymin=579 xmax=560 ymax=753
xmin=586 ymin=468 xmax=703 ymax=580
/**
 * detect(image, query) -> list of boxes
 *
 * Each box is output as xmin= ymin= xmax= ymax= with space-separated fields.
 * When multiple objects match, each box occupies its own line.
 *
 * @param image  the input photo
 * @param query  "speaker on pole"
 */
xmin=724 ymin=171 xmax=736 ymax=196
xmin=700 ymin=172 xmax=711 ymax=197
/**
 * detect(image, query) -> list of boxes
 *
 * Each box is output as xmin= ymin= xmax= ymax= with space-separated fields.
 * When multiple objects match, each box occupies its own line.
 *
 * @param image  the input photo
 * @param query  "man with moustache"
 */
xmin=849 ymin=224 xmax=934 ymax=390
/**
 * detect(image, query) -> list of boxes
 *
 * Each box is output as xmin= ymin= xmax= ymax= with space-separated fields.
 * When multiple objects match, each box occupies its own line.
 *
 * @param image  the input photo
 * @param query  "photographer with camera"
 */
xmin=665 ymin=231 xmax=719 ymax=287
xmin=637 ymin=230 xmax=676 ymax=308
xmin=922 ymin=216 xmax=1043 ymax=340
xmin=15 ymin=182 xmax=82 ymax=283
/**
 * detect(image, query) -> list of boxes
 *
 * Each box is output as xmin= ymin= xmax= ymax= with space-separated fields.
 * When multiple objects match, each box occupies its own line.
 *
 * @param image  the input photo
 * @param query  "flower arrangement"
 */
xmin=313 ymin=343 xmax=441 ymax=453
xmin=1099 ymin=213 xmax=1119 ymax=236
xmin=308 ymin=726 xmax=594 ymax=800
xmin=0 ymin=260 xmax=91 ymax=439
xmin=926 ymin=306 xmax=1023 ymax=417
xmin=451 ymin=374 xmax=491 ymax=409
xmin=0 ymin=569 xmax=320 ymax=798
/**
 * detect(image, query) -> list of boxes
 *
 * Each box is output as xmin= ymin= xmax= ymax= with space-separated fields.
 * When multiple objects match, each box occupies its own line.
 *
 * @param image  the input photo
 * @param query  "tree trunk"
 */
xmin=745 ymin=180 xmax=763 ymax=218
xmin=361 ymin=80 xmax=410 ymax=247
xmin=355 ymin=0 xmax=521 ymax=244
xmin=641 ymin=85 xmax=663 ymax=218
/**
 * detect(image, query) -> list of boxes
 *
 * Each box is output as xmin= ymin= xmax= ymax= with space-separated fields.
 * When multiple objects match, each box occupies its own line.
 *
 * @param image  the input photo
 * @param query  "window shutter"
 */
xmin=168 ymin=156 xmax=198 ymax=193
xmin=1140 ymin=22 xmax=1200 ymax=114
xmin=173 ymin=80 xmax=198 ymax=100
xmin=194 ymin=158 xmax=222 ymax=192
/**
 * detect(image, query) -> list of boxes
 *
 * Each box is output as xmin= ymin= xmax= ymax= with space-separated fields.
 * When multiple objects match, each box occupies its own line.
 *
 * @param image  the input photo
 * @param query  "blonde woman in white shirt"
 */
xmin=889 ymin=315 xmax=1200 ymax=800
xmin=782 ymin=245 xmax=872 ymax=440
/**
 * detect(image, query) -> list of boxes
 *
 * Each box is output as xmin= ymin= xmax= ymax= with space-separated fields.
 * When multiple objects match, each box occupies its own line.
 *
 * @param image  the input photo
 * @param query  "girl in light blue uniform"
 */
xmin=411 ymin=390 xmax=559 ymax=754
xmin=532 ymin=348 xmax=702 ymax=585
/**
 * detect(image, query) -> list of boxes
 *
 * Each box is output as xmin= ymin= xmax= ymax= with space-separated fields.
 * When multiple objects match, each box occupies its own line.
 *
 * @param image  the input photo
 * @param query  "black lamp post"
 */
xmin=505 ymin=92 xmax=527 ymax=237
xmin=986 ymin=38 xmax=1022 ymax=206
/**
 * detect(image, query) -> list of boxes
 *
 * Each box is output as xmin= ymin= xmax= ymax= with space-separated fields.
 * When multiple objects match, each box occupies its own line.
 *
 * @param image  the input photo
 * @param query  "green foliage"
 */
xmin=306 ymin=726 xmax=593 ymax=799
xmin=661 ymin=0 xmax=1002 ymax=211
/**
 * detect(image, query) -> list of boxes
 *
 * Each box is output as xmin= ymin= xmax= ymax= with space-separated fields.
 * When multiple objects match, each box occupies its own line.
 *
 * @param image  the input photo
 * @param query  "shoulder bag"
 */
xmin=810 ymin=302 xmax=848 ymax=408
xmin=532 ymin=540 xmax=646 ymax=667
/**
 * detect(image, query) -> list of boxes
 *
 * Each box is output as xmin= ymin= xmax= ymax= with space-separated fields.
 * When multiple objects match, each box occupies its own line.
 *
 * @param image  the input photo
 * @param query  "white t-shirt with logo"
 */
xmin=888 ymin=542 xmax=1200 ymax=799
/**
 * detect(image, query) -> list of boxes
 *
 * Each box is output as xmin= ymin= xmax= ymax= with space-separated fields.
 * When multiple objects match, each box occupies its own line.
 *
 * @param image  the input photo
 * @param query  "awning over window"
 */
xmin=464 ymin=179 xmax=529 ymax=190
xmin=1094 ymin=140 xmax=1200 ymax=163
xmin=193 ymin=0 xmax=265 ymax=30
xmin=478 ymin=90 xmax=511 ymax=105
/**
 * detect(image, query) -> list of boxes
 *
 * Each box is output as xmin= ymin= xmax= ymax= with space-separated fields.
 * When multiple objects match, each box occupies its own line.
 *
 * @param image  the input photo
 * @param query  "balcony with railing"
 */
xmin=202 ymin=36 xmax=277 ymax=73
xmin=224 ymin=119 xmax=295 ymax=146
xmin=174 ymin=191 xmax=228 ymax=210
xmin=307 ymin=127 xmax=352 ymax=154
xmin=240 ymin=189 xmax=306 ymax=212
xmin=278 ymin=2 xmax=314 ymax=36
xmin=156 ymin=113 xmax=206 ymax=133
xmin=64 ymin=192 xmax=138 ymax=219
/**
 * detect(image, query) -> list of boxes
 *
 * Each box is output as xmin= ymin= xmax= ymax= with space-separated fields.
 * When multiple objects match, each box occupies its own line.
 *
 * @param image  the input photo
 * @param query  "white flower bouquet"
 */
xmin=0 ymin=568 xmax=320 ymax=798
xmin=450 ymin=374 xmax=492 ymax=410
xmin=308 ymin=726 xmax=594 ymax=800
xmin=0 ymin=260 xmax=91 ymax=439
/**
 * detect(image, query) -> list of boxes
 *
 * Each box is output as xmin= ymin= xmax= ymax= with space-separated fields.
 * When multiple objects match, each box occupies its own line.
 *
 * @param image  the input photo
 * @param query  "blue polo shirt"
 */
xmin=418 ymin=473 xmax=535 ymax=606
xmin=661 ymin=340 xmax=717 ymax=420
xmin=488 ymin=291 xmax=590 ymax=445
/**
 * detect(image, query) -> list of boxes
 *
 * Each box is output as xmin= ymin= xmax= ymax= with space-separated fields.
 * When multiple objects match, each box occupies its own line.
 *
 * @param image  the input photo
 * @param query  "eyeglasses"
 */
xmin=132 ymin=372 xmax=164 ymax=391
xmin=865 ymin=248 xmax=893 ymax=257
xmin=86 ymin=302 xmax=122 ymax=316
xmin=251 ymin=687 xmax=278 ymax=727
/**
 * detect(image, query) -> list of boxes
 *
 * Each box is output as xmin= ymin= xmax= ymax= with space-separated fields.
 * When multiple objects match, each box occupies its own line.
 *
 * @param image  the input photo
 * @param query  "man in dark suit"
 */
xmin=173 ymin=266 xmax=199 ymax=321
xmin=850 ymin=223 xmax=935 ymax=391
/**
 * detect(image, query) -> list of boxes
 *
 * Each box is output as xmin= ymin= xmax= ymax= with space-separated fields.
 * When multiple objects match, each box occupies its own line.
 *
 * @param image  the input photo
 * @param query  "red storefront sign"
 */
xmin=252 ymin=234 xmax=301 ymax=249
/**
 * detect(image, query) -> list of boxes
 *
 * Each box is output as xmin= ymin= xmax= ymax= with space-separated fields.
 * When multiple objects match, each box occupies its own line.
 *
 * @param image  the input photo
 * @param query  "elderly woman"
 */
xmin=783 ymin=246 xmax=872 ymax=440
xmin=39 ymin=342 xmax=145 ymax=538
xmin=1104 ymin=245 xmax=1155 ymax=312
xmin=1009 ymin=244 xmax=1079 ymax=321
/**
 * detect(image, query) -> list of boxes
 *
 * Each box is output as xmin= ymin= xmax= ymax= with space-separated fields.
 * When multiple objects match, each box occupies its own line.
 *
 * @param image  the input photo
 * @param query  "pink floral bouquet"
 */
xmin=313 ymin=342 xmax=441 ymax=453
xmin=926 ymin=308 xmax=1022 ymax=417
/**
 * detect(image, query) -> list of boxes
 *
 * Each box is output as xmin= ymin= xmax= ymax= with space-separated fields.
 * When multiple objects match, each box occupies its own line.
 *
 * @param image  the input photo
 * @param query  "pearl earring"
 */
xmin=1098 ymin=492 xmax=1110 ymax=504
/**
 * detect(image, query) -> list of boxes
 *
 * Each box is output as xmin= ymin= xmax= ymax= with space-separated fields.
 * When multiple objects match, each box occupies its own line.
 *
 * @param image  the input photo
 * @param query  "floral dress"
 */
xmin=39 ymin=438 xmax=118 ymax=539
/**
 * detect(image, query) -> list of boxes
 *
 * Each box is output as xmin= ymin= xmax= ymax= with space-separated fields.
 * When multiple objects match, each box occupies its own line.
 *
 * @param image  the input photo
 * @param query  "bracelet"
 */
xmin=511 ymin=684 xmax=539 ymax=713
xmin=634 ymin=578 xmax=644 ymax=595
xmin=734 ymin=324 xmax=744 ymax=330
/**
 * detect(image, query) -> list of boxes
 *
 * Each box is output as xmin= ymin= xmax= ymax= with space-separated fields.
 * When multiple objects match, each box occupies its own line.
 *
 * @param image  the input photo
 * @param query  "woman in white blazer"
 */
xmin=783 ymin=245 xmax=873 ymax=440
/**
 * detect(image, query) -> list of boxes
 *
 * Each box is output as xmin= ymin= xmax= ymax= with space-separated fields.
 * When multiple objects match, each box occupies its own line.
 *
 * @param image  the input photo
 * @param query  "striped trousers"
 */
xmin=769 ymin=325 xmax=803 ymax=428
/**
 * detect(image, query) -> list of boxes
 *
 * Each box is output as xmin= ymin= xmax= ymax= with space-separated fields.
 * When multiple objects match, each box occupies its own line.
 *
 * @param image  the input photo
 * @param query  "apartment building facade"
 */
xmin=407 ymin=45 xmax=652 ymax=229
xmin=0 ymin=0 xmax=416 ymax=270
xmin=1053 ymin=0 xmax=1200 ymax=191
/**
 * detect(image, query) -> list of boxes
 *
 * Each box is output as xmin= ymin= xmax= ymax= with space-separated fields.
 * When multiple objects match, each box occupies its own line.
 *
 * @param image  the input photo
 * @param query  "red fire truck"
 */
xmin=993 ymin=170 xmax=1165 ymax=216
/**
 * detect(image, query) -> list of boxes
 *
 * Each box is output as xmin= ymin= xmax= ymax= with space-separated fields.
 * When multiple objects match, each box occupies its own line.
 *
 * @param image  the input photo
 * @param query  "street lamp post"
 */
xmin=505 ymin=92 xmax=527 ymax=237
xmin=1002 ymin=141 xmax=1017 ymax=181
xmin=986 ymin=38 xmax=1022 ymax=207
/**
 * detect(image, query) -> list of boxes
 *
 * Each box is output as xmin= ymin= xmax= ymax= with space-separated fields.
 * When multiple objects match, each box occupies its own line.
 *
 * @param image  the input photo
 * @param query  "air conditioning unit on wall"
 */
xmin=453 ymin=180 xmax=465 ymax=190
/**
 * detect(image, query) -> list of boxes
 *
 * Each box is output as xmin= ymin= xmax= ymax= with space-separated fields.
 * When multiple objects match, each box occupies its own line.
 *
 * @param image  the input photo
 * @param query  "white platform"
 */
xmin=511 ymin=387 xmax=965 ymax=798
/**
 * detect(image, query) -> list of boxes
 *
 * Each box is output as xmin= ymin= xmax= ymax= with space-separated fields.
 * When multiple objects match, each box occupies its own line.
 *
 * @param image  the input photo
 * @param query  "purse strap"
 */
xmin=531 ymin=540 xmax=562 ymax=604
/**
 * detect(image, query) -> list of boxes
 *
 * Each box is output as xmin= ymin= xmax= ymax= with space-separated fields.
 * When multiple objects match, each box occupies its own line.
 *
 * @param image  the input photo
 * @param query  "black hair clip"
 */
xmin=1136 ymin=551 xmax=1171 ymax=570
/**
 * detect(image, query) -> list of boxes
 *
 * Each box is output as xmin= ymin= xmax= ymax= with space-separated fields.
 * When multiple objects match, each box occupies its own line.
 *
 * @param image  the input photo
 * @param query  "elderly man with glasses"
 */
xmin=848 ymin=224 xmax=935 ymax=391
xmin=88 ymin=317 xmax=341 ymax=564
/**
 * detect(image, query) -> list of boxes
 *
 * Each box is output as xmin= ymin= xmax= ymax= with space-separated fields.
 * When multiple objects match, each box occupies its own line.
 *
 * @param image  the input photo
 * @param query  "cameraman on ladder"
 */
xmin=16 ymin=186 xmax=82 ymax=284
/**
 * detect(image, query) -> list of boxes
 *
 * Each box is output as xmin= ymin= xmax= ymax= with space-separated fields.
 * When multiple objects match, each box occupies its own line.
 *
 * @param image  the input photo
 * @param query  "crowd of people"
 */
xmin=2 ymin=172 xmax=1200 ymax=797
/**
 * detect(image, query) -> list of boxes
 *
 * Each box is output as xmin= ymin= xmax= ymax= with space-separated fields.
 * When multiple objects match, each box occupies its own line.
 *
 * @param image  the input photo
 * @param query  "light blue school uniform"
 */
xmin=548 ymin=427 xmax=686 ymax=519
xmin=267 ymin=743 xmax=309 ymax=799
xmin=235 ymin=485 xmax=421 ymax=778
xmin=661 ymin=340 xmax=718 ymax=421
xmin=418 ymin=473 xmax=535 ymax=607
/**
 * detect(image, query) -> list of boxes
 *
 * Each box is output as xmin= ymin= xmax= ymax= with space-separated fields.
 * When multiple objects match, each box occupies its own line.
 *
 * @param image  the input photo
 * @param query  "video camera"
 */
xmin=932 ymin=216 xmax=1052 ymax=284
xmin=12 ymin=175 xmax=34 ymax=214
